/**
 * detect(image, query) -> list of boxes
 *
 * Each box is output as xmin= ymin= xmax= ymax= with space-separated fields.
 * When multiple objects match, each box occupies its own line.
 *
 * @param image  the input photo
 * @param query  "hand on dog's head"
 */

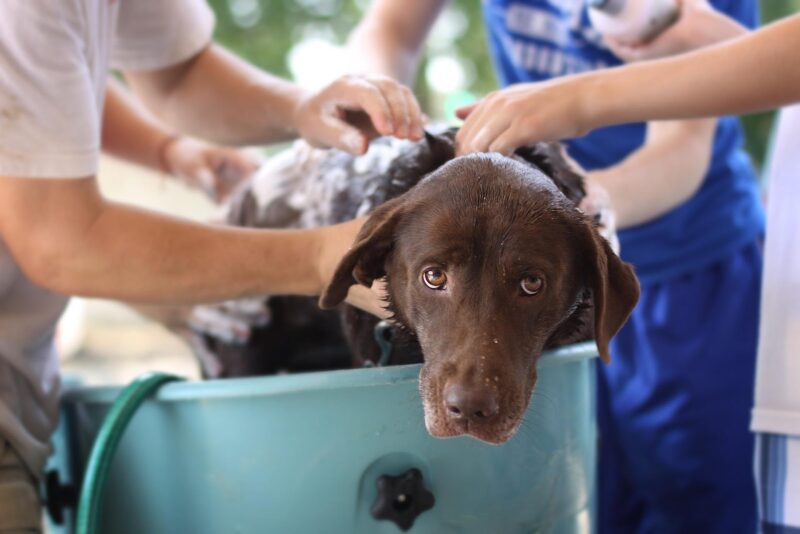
xmin=320 ymin=131 xmax=639 ymax=443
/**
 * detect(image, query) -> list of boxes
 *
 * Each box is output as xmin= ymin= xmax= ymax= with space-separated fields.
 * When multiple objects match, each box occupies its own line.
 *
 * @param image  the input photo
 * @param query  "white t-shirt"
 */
xmin=0 ymin=0 xmax=214 ymax=476
xmin=751 ymin=104 xmax=800 ymax=438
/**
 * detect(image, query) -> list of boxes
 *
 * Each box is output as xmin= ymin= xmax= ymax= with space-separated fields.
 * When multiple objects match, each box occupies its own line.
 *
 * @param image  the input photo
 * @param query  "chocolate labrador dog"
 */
xmin=183 ymin=128 xmax=639 ymax=444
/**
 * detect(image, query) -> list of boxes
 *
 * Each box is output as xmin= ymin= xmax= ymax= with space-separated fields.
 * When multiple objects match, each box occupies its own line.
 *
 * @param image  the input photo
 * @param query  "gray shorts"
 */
xmin=0 ymin=439 xmax=42 ymax=533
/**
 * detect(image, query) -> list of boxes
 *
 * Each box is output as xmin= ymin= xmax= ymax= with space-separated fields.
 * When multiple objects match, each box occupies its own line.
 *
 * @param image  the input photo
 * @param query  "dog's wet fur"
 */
xmin=194 ymin=129 xmax=640 ymax=444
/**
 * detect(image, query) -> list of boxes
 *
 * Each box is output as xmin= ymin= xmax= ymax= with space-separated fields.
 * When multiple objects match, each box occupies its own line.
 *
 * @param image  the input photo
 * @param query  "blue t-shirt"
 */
xmin=482 ymin=0 xmax=765 ymax=285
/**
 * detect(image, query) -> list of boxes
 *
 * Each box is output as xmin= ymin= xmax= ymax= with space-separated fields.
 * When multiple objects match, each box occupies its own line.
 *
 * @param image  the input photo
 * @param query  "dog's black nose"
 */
xmin=443 ymin=382 xmax=499 ymax=422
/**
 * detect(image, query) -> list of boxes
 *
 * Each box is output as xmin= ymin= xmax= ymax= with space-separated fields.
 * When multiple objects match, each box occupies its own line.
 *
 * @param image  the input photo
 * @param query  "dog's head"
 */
xmin=320 ymin=134 xmax=639 ymax=444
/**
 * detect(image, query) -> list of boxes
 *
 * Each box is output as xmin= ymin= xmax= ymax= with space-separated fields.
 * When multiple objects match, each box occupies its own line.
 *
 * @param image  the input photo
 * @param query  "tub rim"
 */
xmin=62 ymin=341 xmax=597 ymax=404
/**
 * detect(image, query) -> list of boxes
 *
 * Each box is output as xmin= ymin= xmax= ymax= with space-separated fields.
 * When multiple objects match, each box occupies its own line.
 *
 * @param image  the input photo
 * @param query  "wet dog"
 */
xmin=186 ymin=129 xmax=639 ymax=444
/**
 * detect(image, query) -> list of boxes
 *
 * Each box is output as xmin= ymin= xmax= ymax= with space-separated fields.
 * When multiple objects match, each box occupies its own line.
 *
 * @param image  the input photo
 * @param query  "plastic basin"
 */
xmin=51 ymin=342 xmax=597 ymax=533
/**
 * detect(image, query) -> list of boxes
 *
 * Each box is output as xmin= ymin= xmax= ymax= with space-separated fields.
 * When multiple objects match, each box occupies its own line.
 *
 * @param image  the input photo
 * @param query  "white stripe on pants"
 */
xmin=756 ymin=433 xmax=800 ymax=530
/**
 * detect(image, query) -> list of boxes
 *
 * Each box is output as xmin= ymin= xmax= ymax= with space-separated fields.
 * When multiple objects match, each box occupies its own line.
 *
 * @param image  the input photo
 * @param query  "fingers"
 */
xmin=371 ymin=78 xmax=410 ymax=138
xmin=454 ymin=101 xmax=483 ymax=152
xmin=337 ymin=78 xmax=395 ymax=137
xmin=455 ymin=94 xmax=514 ymax=155
xmin=207 ymin=150 xmax=257 ymax=201
xmin=603 ymin=37 xmax=644 ymax=62
xmin=370 ymin=77 xmax=424 ymax=139
xmin=579 ymin=178 xmax=619 ymax=252
xmin=606 ymin=30 xmax=682 ymax=62
xmin=297 ymin=75 xmax=425 ymax=153
xmin=332 ymin=75 xmax=424 ymax=141
xmin=578 ymin=178 xmax=614 ymax=221
xmin=603 ymin=10 xmax=687 ymax=62
xmin=457 ymin=81 xmax=590 ymax=156
xmin=165 ymin=137 xmax=257 ymax=203
xmin=487 ymin=128 xmax=525 ymax=156
xmin=194 ymin=166 xmax=217 ymax=200
xmin=316 ymin=116 xmax=370 ymax=155
xmin=454 ymin=103 xmax=477 ymax=120
xmin=400 ymin=85 xmax=424 ymax=139
xmin=454 ymin=98 xmax=488 ymax=154
xmin=457 ymin=113 xmax=511 ymax=155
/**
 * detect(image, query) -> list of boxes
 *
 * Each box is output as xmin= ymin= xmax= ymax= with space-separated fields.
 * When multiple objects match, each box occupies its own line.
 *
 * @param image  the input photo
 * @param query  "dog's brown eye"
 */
xmin=422 ymin=268 xmax=447 ymax=290
xmin=520 ymin=275 xmax=543 ymax=296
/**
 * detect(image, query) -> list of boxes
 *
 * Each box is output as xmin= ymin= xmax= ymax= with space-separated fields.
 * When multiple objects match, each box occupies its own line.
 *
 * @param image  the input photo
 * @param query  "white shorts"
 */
xmin=756 ymin=433 xmax=800 ymax=532
xmin=0 ymin=439 xmax=41 ymax=533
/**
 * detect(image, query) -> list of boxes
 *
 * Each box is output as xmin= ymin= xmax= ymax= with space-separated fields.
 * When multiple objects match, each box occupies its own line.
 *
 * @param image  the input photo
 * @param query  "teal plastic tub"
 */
xmin=49 ymin=342 xmax=597 ymax=533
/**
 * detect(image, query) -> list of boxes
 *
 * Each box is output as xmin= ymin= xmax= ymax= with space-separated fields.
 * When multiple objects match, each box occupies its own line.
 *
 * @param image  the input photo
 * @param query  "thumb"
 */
xmin=194 ymin=166 xmax=217 ymax=199
xmin=455 ymin=103 xmax=478 ymax=120
xmin=317 ymin=116 xmax=369 ymax=155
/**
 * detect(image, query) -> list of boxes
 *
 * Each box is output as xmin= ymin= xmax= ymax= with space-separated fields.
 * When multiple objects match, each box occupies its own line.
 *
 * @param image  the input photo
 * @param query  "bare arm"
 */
xmin=125 ymin=45 xmax=302 ymax=146
xmin=588 ymin=119 xmax=715 ymax=228
xmin=603 ymin=0 xmax=749 ymax=61
xmin=102 ymin=78 xmax=172 ymax=170
xmin=455 ymin=1 xmax=758 ymax=227
xmin=124 ymin=45 xmax=423 ymax=154
xmin=347 ymin=0 xmax=447 ymax=84
xmin=102 ymin=78 xmax=255 ymax=201
xmin=546 ymin=13 xmax=799 ymax=228
xmin=0 ymin=177 xmax=380 ymax=311
xmin=582 ymin=0 xmax=746 ymax=228
xmin=586 ymin=15 xmax=800 ymax=128
xmin=456 ymin=15 xmax=800 ymax=149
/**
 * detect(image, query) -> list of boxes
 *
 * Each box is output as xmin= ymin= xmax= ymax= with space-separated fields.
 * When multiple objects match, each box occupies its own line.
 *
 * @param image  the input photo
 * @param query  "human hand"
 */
xmin=580 ymin=176 xmax=620 ymax=254
xmin=293 ymin=74 xmax=424 ymax=156
xmin=454 ymin=77 xmax=593 ymax=156
xmin=314 ymin=217 xmax=390 ymax=318
xmin=163 ymin=136 xmax=257 ymax=202
xmin=605 ymin=0 xmax=748 ymax=62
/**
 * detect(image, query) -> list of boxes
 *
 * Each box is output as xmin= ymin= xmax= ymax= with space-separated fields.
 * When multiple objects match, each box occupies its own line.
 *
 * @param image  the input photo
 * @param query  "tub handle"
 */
xmin=371 ymin=467 xmax=435 ymax=531
xmin=43 ymin=469 xmax=77 ymax=525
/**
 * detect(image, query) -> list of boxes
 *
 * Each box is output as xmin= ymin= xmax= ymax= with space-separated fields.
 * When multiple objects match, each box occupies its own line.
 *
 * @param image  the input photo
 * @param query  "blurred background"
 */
xmin=60 ymin=0 xmax=800 ymax=385
xmin=208 ymin=0 xmax=799 ymax=168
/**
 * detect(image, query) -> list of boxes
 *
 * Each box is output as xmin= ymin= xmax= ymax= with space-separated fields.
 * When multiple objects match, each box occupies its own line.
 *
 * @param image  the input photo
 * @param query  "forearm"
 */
xmin=348 ymin=25 xmax=419 ymax=84
xmin=688 ymin=8 xmax=748 ymax=45
xmin=1 ymin=178 xmax=325 ymax=304
xmin=589 ymin=119 xmax=716 ymax=228
xmin=56 ymin=205 xmax=322 ymax=303
xmin=347 ymin=0 xmax=446 ymax=84
xmin=124 ymin=45 xmax=305 ymax=146
xmin=583 ymin=15 xmax=800 ymax=128
xmin=102 ymin=79 xmax=173 ymax=171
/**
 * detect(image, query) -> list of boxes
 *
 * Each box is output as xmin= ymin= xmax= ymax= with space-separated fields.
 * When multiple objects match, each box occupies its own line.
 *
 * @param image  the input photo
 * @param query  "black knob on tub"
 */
xmin=371 ymin=468 xmax=435 ymax=531
xmin=43 ymin=469 xmax=77 ymax=525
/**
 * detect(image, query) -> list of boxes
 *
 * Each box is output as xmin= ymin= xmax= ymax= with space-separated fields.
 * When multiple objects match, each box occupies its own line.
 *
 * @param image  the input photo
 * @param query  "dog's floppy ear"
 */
xmin=319 ymin=196 xmax=406 ymax=309
xmin=579 ymin=221 xmax=640 ymax=364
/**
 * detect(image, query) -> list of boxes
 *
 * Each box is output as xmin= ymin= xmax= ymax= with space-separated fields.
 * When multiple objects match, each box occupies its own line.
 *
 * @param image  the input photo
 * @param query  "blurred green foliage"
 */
xmin=741 ymin=1 xmax=800 ymax=170
xmin=209 ymin=0 xmax=798 ymax=171
xmin=209 ymin=0 xmax=363 ymax=77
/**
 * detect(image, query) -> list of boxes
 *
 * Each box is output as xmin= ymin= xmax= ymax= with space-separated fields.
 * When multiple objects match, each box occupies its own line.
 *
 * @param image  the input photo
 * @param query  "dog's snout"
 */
xmin=443 ymin=382 xmax=499 ymax=422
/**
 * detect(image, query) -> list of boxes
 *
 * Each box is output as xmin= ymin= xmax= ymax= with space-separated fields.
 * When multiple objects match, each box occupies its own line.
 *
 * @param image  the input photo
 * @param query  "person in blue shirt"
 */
xmin=456 ymin=11 xmax=800 ymax=532
xmin=349 ymin=0 xmax=764 ymax=531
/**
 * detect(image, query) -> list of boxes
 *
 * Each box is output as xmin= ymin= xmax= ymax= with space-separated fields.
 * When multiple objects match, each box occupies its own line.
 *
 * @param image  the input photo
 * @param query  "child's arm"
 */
xmin=455 ymin=14 xmax=800 ymax=154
